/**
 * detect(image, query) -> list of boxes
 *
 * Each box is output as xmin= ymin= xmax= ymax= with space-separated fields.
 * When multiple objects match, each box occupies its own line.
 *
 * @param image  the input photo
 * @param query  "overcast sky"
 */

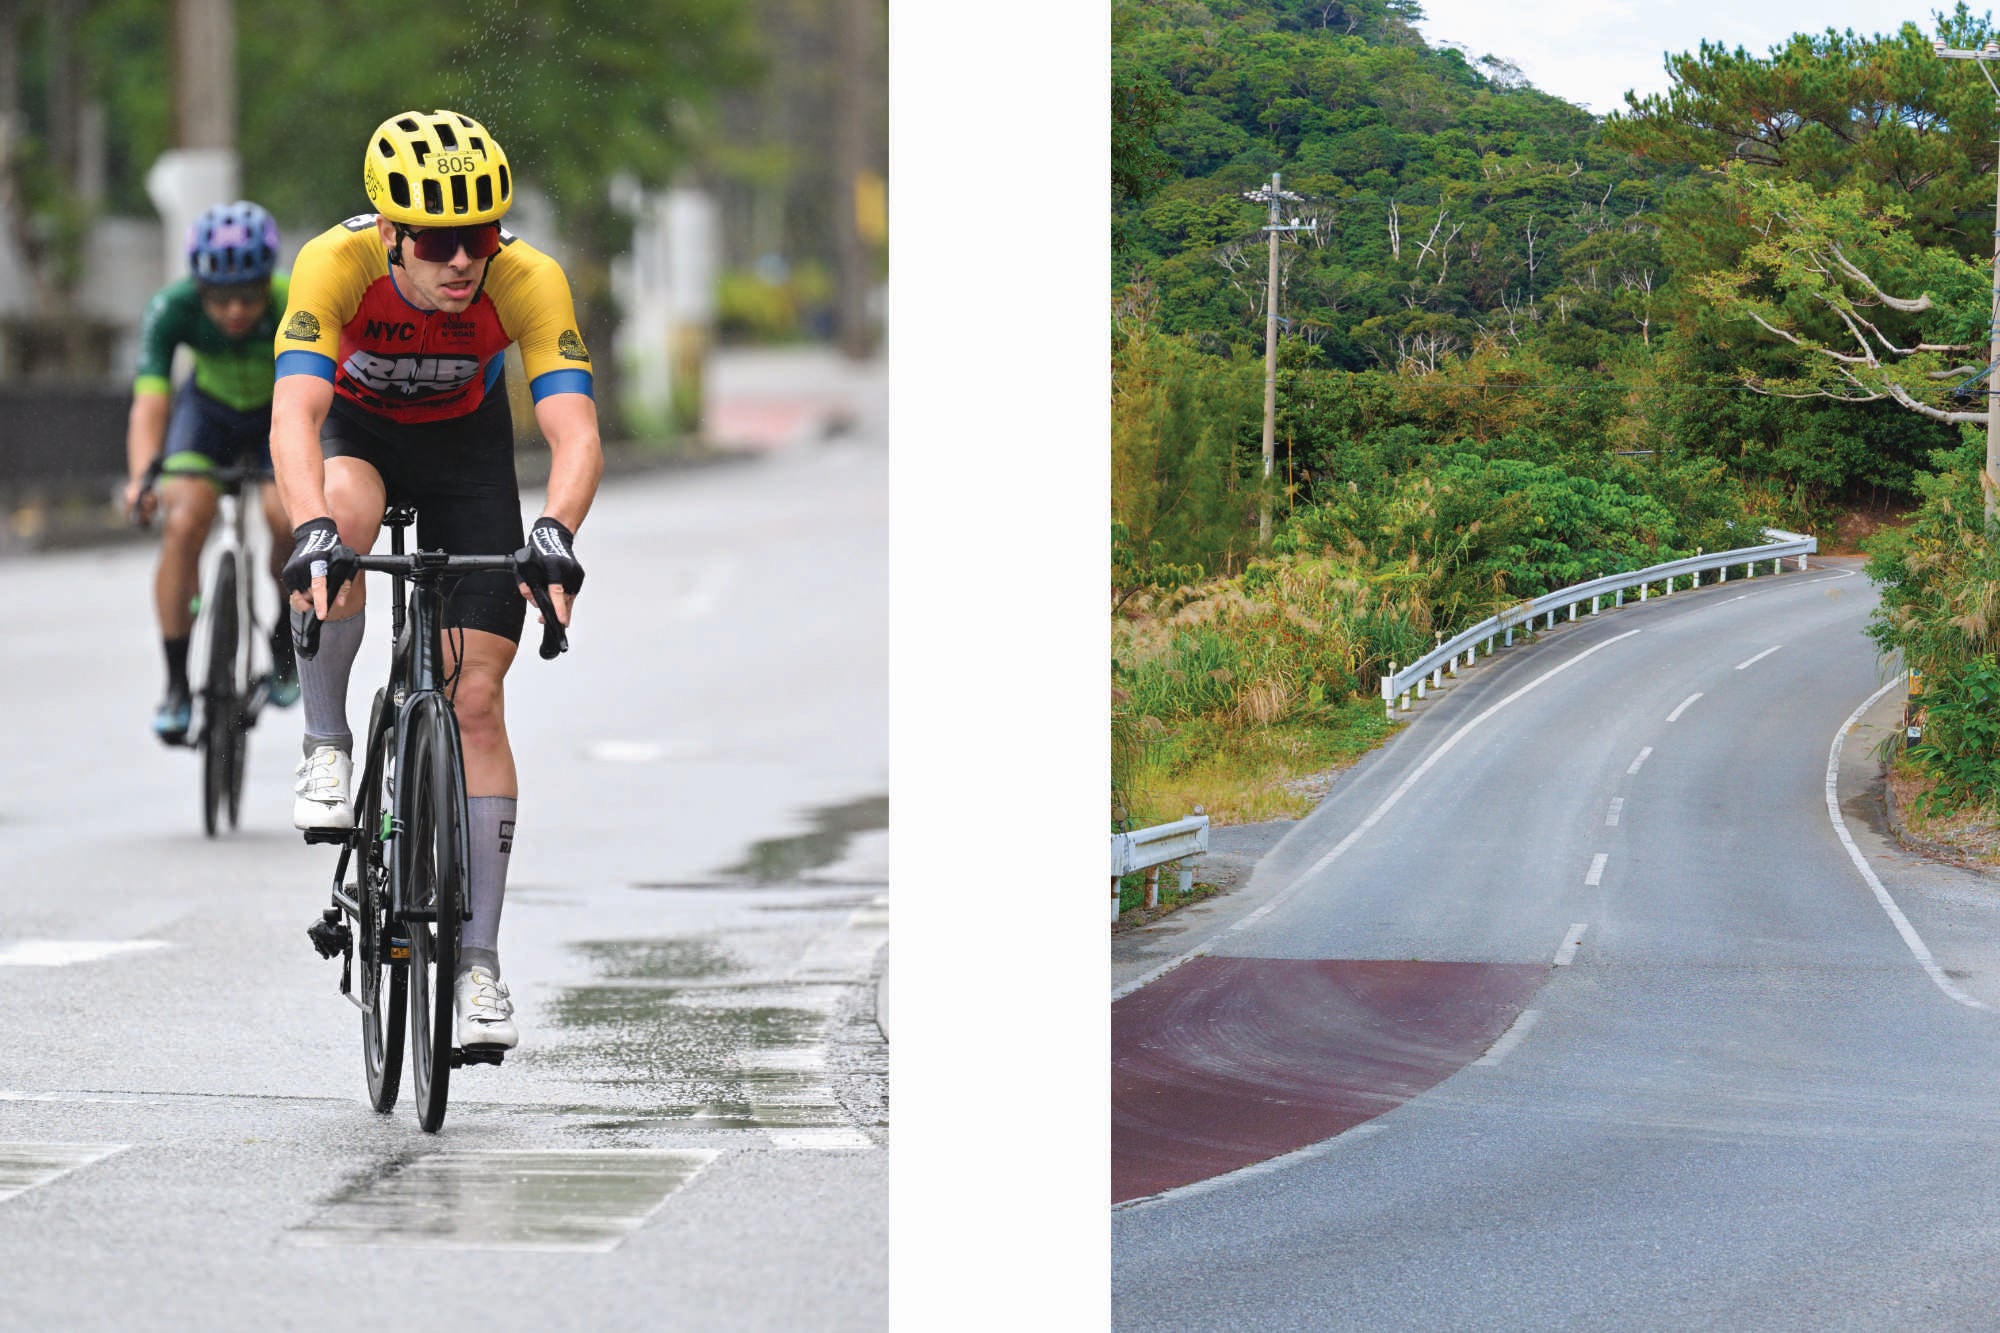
xmin=1412 ymin=2 xmax=1950 ymax=115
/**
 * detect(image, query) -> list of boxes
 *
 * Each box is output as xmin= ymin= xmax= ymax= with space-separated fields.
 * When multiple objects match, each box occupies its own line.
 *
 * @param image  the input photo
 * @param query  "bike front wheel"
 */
xmin=397 ymin=695 xmax=466 ymax=1133
xmin=199 ymin=551 xmax=239 ymax=838
xmin=357 ymin=689 xmax=406 ymax=1112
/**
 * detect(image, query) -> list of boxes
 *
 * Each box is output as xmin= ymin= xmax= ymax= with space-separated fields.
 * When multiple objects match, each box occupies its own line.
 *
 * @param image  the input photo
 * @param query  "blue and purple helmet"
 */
xmin=186 ymin=201 xmax=279 ymax=283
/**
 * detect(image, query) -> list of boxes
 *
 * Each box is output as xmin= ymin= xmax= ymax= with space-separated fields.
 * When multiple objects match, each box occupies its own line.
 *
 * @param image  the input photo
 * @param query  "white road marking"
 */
xmin=770 ymin=1129 xmax=874 ymax=1150
xmin=583 ymin=739 xmax=708 ymax=764
xmin=1114 ymin=630 xmax=1645 ymax=1000
xmin=1474 ymin=1010 xmax=1542 ymax=1066
xmin=0 ymin=940 xmax=170 ymax=968
xmin=1606 ymin=797 xmax=1624 ymax=826
xmin=1826 ymin=678 xmax=1986 ymax=1010
xmin=1729 ymin=595 xmax=1750 ymax=603
xmin=289 ymin=1150 xmax=721 ymax=1252
xmin=1585 ymin=854 xmax=1608 ymax=886
xmin=1553 ymin=923 xmax=1588 ymax=966
xmin=1112 ymin=1123 xmax=1388 ymax=1211
xmin=0 ymin=1143 xmax=126 ymax=1203
xmin=1666 ymin=693 xmax=1703 ymax=722
xmin=1736 ymin=645 xmax=1783 ymax=670
xmin=1627 ymin=746 xmax=1653 ymax=775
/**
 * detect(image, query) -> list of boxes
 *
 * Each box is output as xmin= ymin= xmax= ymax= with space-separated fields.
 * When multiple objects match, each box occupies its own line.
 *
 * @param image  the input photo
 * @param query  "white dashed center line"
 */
xmin=1554 ymin=923 xmax=1588 ymax=966
xmin=1736 ymin=645 xmax=1783 ymax=670
xmin=1667 ymin=693 xmax=1703 ymax=723
xmin=1628 ymin=746 xmax=1653 ymax=775
xmin=1585 ymin=853 xmax=1609 ymax=885
xmin=1606 ymin=797 xmax=1624 ymax=826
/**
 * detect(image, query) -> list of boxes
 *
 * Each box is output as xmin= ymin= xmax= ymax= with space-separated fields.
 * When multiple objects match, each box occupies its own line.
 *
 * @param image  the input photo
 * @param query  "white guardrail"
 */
xmin=1111 ymin=814 xmax=1209 ymax=920
xmin=1380 ymin=529 xmax=1817 ymax=717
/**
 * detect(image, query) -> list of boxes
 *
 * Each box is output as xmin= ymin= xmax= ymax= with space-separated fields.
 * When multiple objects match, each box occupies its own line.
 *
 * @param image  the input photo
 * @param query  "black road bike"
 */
xmin=300 ymin=505 xmax=567 ymax=1132
xmin=136 ymin=460 xmax=281 ymax=837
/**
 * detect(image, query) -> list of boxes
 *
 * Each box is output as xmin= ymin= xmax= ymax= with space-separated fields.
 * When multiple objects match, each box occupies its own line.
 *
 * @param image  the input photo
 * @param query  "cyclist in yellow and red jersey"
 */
xmin=270 ymin=108 xmax=604 ymax=1054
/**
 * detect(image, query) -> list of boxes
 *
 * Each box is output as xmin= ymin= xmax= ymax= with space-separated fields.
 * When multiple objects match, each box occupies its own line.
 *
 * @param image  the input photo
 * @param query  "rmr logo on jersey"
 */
xmin=341 ymin=349 xmax=480 ymax=400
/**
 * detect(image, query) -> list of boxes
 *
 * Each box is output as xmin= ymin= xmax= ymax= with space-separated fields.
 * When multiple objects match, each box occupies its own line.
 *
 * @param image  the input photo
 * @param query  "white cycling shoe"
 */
xmin=293 ymin=745 xmax=353 ymax=830
xmin=455 ymin=967 xmax=519 ymax=1050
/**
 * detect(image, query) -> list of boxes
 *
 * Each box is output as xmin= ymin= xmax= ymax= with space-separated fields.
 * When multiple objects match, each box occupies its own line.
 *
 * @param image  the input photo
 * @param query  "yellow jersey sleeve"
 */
xmin=482 ymin=236 xmax=594 ymax=401
xmin=274 ymin=217 xmax=385 ymax=378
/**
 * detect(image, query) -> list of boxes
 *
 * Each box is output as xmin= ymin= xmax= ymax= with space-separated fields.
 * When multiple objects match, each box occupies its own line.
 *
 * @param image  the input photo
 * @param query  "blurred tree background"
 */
xmin=0 ymin=0 xmax=885 ymax=418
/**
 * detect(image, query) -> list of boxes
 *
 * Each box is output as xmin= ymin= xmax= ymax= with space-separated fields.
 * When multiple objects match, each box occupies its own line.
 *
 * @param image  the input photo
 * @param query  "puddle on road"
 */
xmin=531 ymin=934 xmax=851 ymax=1132
xmin=290 ymin=1149 xmax=719 ymax=1251
xmin=630 ymin=793 xmax=888 ymax=890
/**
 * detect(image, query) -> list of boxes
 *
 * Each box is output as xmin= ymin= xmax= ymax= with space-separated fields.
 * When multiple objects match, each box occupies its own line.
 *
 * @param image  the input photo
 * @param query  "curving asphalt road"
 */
xmin=1114 ymin=559 xmax=2000 ymax=1330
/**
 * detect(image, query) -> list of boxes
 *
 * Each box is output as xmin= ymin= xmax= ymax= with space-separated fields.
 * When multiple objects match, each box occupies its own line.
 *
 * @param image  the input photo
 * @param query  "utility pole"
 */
xmin=1242 ymin=173 xmax=1313 ymax=543
xmin=1935 ymin=38 xmax=2000 ymax=523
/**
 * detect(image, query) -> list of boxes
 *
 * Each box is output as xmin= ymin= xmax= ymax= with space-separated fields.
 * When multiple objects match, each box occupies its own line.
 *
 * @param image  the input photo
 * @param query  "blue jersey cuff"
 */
xmin=529 ymin=369 xmax=593 ymax=403
xmin=275 ymin=350 xmax=336 ymax=382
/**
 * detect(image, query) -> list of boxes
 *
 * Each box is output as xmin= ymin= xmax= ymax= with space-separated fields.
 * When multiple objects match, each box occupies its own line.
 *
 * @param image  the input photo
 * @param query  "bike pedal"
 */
xmin=301 ymin=827 xmax=352 ymax=846
xmin=307 ymin=910 xmax=352 ymax=961
xmin=455 ymin=1047 xmax=506 ymax=1067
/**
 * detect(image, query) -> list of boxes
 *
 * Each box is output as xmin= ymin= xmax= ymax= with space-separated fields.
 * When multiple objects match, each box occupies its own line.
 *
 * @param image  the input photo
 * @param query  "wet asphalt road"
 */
xmin=0 ymin=417 xmax=886 ymax=1329
xmin=1114 ymin=561 xmax=2000 ymax=1329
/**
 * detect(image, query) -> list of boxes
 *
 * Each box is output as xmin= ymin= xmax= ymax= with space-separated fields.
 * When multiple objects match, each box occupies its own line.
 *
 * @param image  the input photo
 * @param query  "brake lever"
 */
xmin=292 ymin=608 xmax=323 ymax=660
xmin=527 ymin=580 xmax=569 ymax=661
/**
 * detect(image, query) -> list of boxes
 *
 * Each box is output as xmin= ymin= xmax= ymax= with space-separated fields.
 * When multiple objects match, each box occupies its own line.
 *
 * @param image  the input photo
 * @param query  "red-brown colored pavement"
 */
xmin=1112 ymin=956 xmax=1548 ymax=1203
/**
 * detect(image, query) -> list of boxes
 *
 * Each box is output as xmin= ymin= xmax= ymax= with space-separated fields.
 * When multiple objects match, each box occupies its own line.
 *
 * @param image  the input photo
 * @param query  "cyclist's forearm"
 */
xmin=126 ymin=391 xmax=169 ymax=480
xmin=271 ymin=376 xmax=334 ymax=527
xmin=534 ymin=393 xmax=603 ymax=533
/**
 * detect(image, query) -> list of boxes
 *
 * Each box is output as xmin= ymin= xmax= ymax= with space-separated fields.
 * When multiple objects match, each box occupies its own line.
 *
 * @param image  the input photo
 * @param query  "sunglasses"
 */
xmin=397 ymin=222 xmax=502 ymax=263
xmin=199 ymin=285 xmax=268 ymax=309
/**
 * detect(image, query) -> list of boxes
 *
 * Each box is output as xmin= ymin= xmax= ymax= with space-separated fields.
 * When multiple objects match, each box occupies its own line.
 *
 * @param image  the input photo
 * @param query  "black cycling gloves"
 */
xmin=283 ymin=517 xmax=357 ymax=607
xmin=517 ymin=516 xmax=585 ymax=599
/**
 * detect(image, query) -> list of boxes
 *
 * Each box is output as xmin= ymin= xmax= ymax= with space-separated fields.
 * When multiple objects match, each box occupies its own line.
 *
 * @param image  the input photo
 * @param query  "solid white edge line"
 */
xmin=1666 ymin=693 xmax=1703 ymax=723
xmin=1736 ymin=645 xmax=1783 ymax=671
xmin=1826 ymin=675 xmax=1986 ymax=1010
xmin=1553 ymin=923 xmax=1588 ymax=966
xmin=1111 ymin=1123 xmax=1389 ymax=1213
xmin=1585 ymin=854 xmax=1608 ymax=886
xmin=1628 ymin=746 xmax=1652 ymax=775
xmin=1110 ymin=629 xmax=1646 ymax=1002
xmin=1474 ymin=1009 xmax=1542 ymax=1066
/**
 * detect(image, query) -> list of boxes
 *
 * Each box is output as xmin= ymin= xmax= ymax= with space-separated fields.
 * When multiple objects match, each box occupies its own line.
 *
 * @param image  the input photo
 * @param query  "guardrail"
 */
xmin=1111 ymin=814 xmax=1209 ymax=920
xmin=1380 ymin=529 xmax=1817 ymax=717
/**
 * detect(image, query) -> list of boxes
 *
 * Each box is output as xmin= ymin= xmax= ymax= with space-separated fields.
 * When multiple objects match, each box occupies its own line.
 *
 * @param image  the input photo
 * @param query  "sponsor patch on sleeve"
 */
xmin=283 ymin=310 xmax=323 ymax=342
xmin=556 ymin=329 xmax=589 ymax=362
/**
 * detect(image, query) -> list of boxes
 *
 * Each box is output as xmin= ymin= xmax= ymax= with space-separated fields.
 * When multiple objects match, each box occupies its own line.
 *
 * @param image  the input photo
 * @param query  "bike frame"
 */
xmin=187 ymin=465 xmax=269 ymax=730
xmin=318 ymin=508 xmax=564 ymax=1002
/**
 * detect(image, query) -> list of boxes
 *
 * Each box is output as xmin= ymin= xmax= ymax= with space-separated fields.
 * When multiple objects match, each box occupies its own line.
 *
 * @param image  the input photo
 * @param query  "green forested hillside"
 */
xmin=1111 ymin=0 xmax=2000 ymax=832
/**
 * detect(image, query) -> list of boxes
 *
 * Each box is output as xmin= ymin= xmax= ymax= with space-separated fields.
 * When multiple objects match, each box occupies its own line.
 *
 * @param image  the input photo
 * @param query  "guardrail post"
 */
xmin=1545 ymin=609 xmax=1555 ymax=629
xmin=1145 ymin=866 xmax=1160 ymax=910
xmin=1505 ymin=624 xmax=1514 ymax=646
xmin=1616 ymin=588 xmax=1624 ymax=606
xmin=1639 ymin=583 xmax=1648 ymax=601
xmin=1719 ymin=565 xmax=1728 ymax=583
xmin=1178 ymin=867 xmax=1193 ymax=897
xmin=1111 ymin=876 xmax=1120 ymax=921
xmin=1591 ymin=595 xmax=1600 ymax=614
xmin=1568 ymin=602 xmax=1577 ymax=621
xmin=1799 ymin=553 xmax=1808 ymax=571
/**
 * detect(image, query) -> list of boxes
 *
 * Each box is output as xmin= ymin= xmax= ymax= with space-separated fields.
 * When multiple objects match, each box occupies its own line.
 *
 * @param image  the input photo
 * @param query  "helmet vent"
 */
xmin=470 ymin=137 xmax=484 ymax=154
xmin=397 ymin=117 xmax=420 ymax=132
xmin=498 ymin=165 xmax=510 ymax=202
xmin=435 ymin=120 xmax=460 ymax=150
xmin=388 ymin=173 xmax=411 ymax=210
xmin=475 ymin=176 xmax=493 ymax=212
xmin=413 ymin=141 xmax=431 ymax=166
xmin=450 ymin=174 xmax=469 ymax=214
xmin=421 ymin=178 xmax=444 ymax=215
xmin=377 ymin=137 xmax=394 ymax=158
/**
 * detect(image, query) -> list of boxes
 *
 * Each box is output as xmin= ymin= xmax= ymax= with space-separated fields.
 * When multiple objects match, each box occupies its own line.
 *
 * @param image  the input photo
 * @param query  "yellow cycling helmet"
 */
xmin=363 ymin=109 xmax=511 ymax=225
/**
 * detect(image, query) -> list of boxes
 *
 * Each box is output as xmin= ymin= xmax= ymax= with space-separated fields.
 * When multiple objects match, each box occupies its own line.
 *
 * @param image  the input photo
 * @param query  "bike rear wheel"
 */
xmin=358 ymin=689 xmax=406 ymax=1112
xmin=398 ymin=696 xmax=466 ymax=1133
xmin=199 ymin=552 xmax=239 ymax=838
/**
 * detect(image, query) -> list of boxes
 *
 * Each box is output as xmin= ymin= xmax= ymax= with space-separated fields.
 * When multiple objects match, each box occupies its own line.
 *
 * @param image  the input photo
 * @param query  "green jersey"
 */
xmin=133 ymin=273 xmax=290 ymax=412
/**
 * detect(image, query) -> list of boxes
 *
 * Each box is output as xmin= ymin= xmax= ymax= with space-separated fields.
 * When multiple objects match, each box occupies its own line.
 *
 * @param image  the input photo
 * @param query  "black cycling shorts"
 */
xmin=320 ymin=382 xmax=526 ymax=643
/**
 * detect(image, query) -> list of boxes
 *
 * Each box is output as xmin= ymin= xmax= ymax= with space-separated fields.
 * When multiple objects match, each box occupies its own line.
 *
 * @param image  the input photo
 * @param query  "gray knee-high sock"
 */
xmin=300 ymin=610 xmax=366 ymax=755
xmin=460 ymin=796 xmax=515 ymax=978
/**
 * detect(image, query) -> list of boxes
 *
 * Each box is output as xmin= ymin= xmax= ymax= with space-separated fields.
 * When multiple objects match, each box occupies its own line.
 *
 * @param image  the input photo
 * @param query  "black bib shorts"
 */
xmin=320 ymin=380 xmax=527 ymax=643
